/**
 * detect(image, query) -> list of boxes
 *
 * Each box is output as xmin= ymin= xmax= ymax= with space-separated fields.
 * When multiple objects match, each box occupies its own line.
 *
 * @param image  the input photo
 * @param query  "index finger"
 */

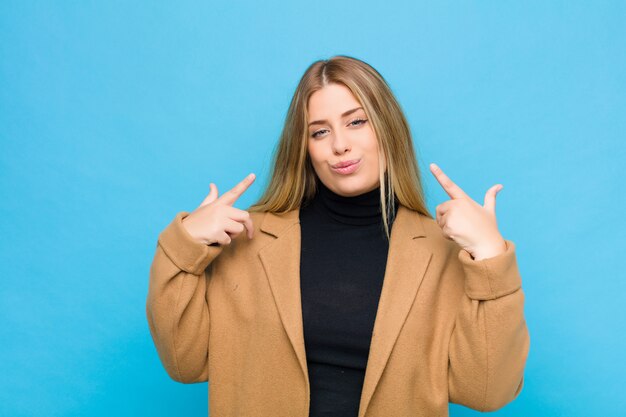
xmin=429 ymin=163 xmax=469 ymax=200
xmin=218 ymin=173 xmax=256 ymax=206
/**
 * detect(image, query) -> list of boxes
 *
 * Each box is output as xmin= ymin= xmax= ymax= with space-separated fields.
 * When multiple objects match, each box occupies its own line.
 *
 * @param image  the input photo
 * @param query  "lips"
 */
xmin=331 ymin=159 xmax=361 ymax=175
xmin=331 ymin=159 xmax=360 ymax=169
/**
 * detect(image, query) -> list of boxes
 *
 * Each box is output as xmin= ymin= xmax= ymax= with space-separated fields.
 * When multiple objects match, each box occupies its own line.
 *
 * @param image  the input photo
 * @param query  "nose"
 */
xmin=331 ymin=130 xmax=351 ymax=155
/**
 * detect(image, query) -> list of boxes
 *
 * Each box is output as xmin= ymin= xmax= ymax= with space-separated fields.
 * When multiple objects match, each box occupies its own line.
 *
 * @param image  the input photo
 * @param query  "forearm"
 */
xmin=146 ymin=211 xmax=223 ymax=383
xmin=448 ymin=240 xmax=531 ymax=411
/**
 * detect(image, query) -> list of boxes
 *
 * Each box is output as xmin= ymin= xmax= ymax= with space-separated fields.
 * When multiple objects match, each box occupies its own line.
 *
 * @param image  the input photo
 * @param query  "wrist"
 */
xmin=471 ymin=238 xmax=507 ymax=261
xmin=181 ymin=216 xmax=209 ymax=245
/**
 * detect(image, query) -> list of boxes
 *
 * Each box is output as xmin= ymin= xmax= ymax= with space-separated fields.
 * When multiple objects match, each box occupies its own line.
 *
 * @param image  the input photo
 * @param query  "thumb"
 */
xmin=200 ymin=183 xmax=219 ymax=207
xmin=483 ymin=184 xmax=502 ymax=215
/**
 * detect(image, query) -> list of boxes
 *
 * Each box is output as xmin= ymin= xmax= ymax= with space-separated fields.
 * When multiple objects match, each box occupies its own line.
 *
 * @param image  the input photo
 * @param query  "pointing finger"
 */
xmin=429 ymin=163 xmax=469 ymax=200
xmin=218 ymin=173 xmax=256 ymax=206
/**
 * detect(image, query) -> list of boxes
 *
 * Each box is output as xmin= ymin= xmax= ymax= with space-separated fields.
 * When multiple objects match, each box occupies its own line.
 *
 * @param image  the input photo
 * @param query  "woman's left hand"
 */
xmin=429 ymin=163 xmax=507 ymax=261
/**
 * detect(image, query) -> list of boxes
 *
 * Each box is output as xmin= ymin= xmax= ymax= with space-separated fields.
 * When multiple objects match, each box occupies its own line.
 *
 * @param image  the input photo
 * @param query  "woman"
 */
xmin=146 ymin=55 xmax=530 ymax=417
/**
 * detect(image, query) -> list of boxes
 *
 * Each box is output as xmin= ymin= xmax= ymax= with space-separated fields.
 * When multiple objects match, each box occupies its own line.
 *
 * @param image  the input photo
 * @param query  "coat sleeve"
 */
xmin=146 ymin=211 xmax=224 ymax=383
xmin=447 ymin=239 xmax=530 ymax=411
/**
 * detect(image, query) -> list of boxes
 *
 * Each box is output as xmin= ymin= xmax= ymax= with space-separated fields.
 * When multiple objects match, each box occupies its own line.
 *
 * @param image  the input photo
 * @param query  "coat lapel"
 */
xmin=357 ymin=205 xmax=432 ymax=417
xmin=258 ymin=205 xmax=433 ymax=417
xmin=257 ymin=209 xmax=308 ymax=381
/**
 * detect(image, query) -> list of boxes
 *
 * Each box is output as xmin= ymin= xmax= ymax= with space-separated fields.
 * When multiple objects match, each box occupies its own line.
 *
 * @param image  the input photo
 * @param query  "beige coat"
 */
xmin=146 ymin=205 xmax=530 ymax=417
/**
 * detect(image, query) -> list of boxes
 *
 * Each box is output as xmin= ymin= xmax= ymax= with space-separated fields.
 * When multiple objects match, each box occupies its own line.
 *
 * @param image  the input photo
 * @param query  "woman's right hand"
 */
xmin=181 ymin=173 xmax=256 ymax=246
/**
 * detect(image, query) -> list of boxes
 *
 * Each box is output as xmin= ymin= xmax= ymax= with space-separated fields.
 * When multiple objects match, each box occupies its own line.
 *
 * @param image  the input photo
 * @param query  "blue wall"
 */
xmin=1 ymin=1 xmax=624 ymax=416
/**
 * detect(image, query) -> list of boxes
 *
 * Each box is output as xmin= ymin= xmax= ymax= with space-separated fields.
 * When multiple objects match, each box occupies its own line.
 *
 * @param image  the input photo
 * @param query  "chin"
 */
xmin=330 ymin=179 xmax=377 ymax=197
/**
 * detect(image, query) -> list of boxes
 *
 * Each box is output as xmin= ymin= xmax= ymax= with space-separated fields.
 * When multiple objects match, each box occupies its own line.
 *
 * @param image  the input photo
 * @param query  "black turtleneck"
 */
xmin=299 ymin=177 xmax=399 ymax=417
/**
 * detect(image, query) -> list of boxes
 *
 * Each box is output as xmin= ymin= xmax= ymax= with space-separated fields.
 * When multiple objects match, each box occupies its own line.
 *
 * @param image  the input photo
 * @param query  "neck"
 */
xmin=312 ymin=177 xmax=397 ymax=226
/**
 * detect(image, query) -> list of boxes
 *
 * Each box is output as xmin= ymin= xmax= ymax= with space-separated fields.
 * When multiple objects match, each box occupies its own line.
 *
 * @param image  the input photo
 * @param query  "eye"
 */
xmin=350 ymin=118 xmax=367 ymax=127
xmin=310 ymin=118 xmax=368 ymax=139
xmin=311 ymin=129 xmax=328 ymax=138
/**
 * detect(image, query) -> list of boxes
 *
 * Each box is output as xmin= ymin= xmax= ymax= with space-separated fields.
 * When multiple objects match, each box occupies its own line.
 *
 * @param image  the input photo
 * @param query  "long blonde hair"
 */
xmin=248 ymin=55 xmax=433 ymax=239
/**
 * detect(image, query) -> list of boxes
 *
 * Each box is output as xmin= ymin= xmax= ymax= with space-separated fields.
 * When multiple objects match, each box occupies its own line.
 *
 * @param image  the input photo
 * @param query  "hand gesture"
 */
xmin=429 ymin=163 xmax=507 ymax=261
xmin=182 ymin=173 xmax=256 ymax=246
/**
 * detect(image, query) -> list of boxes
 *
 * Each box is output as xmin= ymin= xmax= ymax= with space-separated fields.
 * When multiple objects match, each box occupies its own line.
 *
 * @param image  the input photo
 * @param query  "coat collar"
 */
xmin=258 ymin=205 xmax=433 ymax=417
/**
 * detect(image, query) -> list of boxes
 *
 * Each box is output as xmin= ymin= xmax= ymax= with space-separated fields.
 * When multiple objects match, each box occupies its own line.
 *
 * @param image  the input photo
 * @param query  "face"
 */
xmin=306 ymin=83 xmax=385 ymax=197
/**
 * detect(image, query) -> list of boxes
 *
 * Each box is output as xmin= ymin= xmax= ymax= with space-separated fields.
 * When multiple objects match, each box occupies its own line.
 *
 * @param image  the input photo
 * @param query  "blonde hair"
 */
xmin=248 ymin=55 xmax=433 ymax=239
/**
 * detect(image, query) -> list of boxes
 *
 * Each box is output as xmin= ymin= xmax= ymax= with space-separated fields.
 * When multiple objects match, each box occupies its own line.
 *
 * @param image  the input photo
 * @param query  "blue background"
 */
xmin=1 ymin=1 xmax=624 ymax=416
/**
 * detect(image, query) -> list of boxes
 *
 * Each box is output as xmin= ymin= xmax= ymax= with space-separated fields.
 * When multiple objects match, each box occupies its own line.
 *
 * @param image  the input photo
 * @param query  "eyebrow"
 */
xmin=308 ymin=107 xmax=364 ymax=127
